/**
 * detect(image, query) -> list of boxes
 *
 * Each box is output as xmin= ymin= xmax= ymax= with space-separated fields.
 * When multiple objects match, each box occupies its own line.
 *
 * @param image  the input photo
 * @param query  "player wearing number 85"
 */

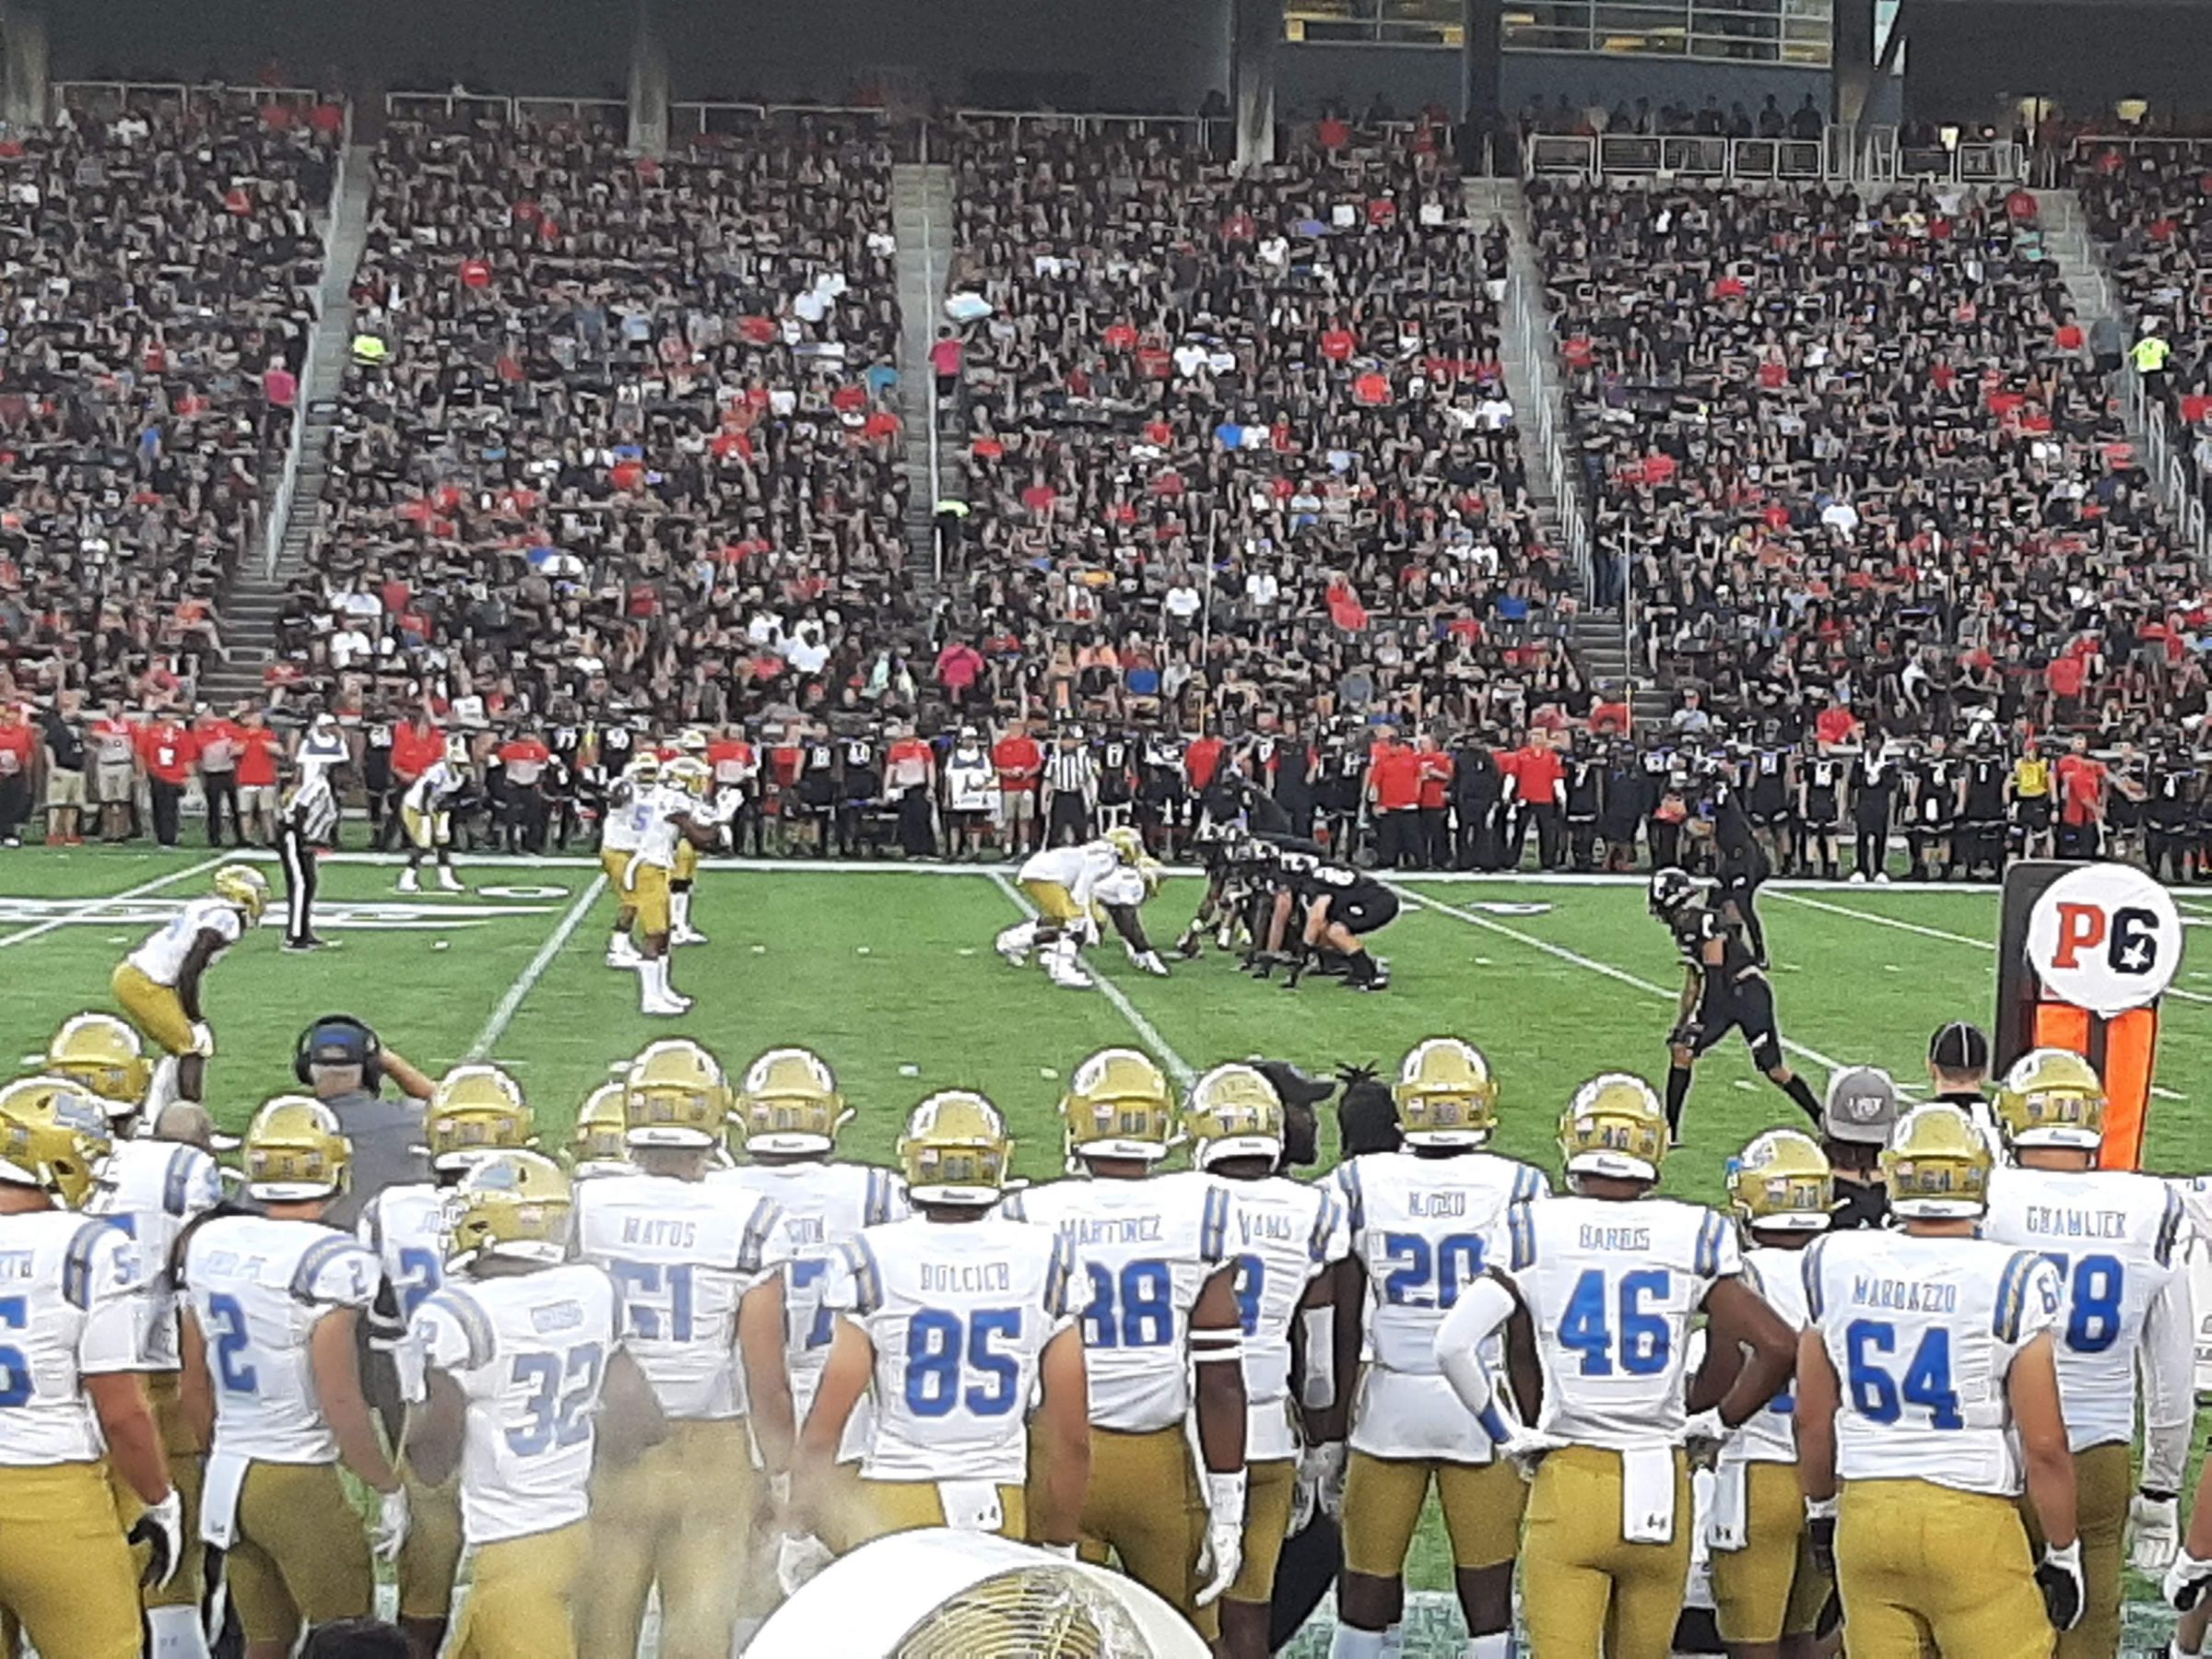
xmin=1981 ymin=1050 xmax=2194 ymax=1659
xmin=1796 ymin=1103 xmax=2081 ymax=1657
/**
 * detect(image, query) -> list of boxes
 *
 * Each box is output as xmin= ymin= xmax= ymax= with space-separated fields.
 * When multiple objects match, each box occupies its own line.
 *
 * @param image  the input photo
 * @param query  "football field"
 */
xmin=0 ymin=844 xmax=2203 ymax=1640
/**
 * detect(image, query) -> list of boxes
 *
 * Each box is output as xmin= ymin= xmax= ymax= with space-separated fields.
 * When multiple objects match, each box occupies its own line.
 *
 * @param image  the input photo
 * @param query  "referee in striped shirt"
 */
xmin=1042 ymin=724 xmax=1100 ymax=845
xmin=279 ymin=716 xmax=347 ymax=950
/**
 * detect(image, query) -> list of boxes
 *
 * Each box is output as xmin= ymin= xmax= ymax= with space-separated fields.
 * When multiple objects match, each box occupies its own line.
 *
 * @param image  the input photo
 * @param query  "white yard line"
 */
xmin=0 ymin=853 xmax=229 ymax=949
xmin=986 ymin=871 xmax=1196 ymax=1088
xmin=465 ymin=874 xmax=607 ymax=1060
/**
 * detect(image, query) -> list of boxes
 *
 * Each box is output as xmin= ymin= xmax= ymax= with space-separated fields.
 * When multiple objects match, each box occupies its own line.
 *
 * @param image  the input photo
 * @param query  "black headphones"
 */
xmin=293 ymin=1015 xmax=384 ymax=1090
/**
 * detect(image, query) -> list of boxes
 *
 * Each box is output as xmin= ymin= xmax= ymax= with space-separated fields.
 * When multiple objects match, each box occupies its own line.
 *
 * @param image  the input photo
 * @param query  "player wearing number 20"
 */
xmin=1981 ymin=1049 xmax=2194 ymax=1659
xmin=1796 ymin=1103 xmax=2083 ymax=1657
xmin=1001 ymin=1048 xmax=1250 ymax=1636
xmin=571 ymin=1039 xmax=794 ymax=1659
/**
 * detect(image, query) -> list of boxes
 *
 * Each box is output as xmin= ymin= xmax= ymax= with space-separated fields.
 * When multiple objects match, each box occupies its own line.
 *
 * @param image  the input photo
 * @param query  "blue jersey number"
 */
xmin=506 ymin=1343 xmax=606 ymax=1455
xmin=0 ymin=1296 xmax=28 ymax=1407
xmin=1378 ymin=1232 xmax=1485 ymax=1311
xmin=609 ymin=1260 xmax=696 ymax=1343
xmin=1558 ymin=1268 xmax=1672 ymax=1376
xmin=395 ymin=1247 xmax=442 ymax=1321
xmin=206 ymin=1293 xmax=258 ymax=1395
xmin=2037 ymin=1252 xmax=2124 ymax=1354
xmin=1082 ymin=1260 xmax=1174 ymax=1348
xmin=1843 ymin=1320 xmax=1963 ymax=1429
xmin=905 ymin=1308 xmax=1023 ymax=1418
xmin=1230 ymin=1255 xmax=1266 ymax=1337
xmin=790 ymin=1257 xmax=837 ymax=1350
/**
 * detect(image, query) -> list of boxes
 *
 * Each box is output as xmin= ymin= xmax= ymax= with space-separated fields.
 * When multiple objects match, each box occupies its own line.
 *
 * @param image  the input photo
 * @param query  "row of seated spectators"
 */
xmin=299 ymin=108 xmax=909 ymax=731
xmin=0 ymin=88 xmax=338 ymax=711
xmin=1528 ymin=176 xmax=2211 ymax=740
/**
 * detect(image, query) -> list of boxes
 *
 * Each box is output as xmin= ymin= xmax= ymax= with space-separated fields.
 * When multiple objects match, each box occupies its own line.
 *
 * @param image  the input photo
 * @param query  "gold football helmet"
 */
xmin=243 ymin=1096 xmax=350 ymax=1202
xmin=624 ymin=1039 xmax=732 ymax=1149
xmin=426 ymin=1065 xmax=535 ymax=1172
xmin=1727 ymin=1128 xmax=1833 ymax=1233
xmin=1183 ymin=1064 xmax=1285 ymax=1171
xmin=677 ymin=729 xmax=711 ymax=758
xmin=735 ymin=1047 xmax=850 ymax=1156
xmin=0 ymin=1077 xmax=114 ymax=1207
xmin=213 ymin=863 xmax=271 ymax=924
xmin=1103 ymin=826 xmax=1145 ymax=865
xmin=624 ymin=753 xmax=663 ymax=789
xmin=899 ymin=1090 xmax=1014 ymax=1206
xmin=1994 ymin=1048 xmax=2107 ymax=1151
xmin=1394 ymin=1038 xmax=1500 ymax=1147
xmin=1558 ymin=1073 xmax=1668 ymax=1182
xmin=46 ymin=1013 xmax=152 ymax=1114
xmin=1881 ymin=1104 xmax=1994 ymax=1219
xmin=1060 ymin=1047 xmax=1176 ymax=1164
xmin=570 ymin=1083 xmax=633 ymax=1179
xmin=665 ymin=756 xmax=712 ymax=800
xmin=445 ymin=1150 xmax=573 ymax=1265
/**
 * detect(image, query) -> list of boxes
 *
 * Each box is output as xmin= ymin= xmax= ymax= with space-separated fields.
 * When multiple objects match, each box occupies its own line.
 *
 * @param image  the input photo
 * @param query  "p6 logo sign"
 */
xmin=2026 ymin=864 xmax=2183 ymax=1016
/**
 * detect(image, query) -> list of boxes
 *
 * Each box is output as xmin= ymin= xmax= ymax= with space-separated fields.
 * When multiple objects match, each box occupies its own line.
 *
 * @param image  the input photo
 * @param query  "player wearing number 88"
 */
xmin=1430 ymin=1073 xmax=1796 ymax=1659
xmin=1981 ymin=1050 xmax=2194 ymax=1659
xmin=1316 ymin=1039 xmax=1550 ymax=1659
xmin=998 ymin=1049 xmax=1249 ymax=1641
xmin=1795 ymin=1103 xmax=2081 ymax=1657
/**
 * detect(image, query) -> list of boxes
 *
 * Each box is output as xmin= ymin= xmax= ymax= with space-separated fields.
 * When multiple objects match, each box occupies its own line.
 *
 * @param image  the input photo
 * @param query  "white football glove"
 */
xmin=1294 ymin=1441 xmax=1347 ymax=1530
xmin=128 ymin=1488 xmax=185 ymax=1592
xmin=2166 ymin=1549 xmax=2212 ymax=1614
xmin=371 ymin=1484 xmax=409 ymax=1562
xmin=1496 ymin=1419 xmax=1566 ymax=1480
xmin=1681 ymin=1407 xmax=1734 ymax=1456
xmin=1194 ymin=1469 xmax=1248 ymax=1607
xmin=776 ymin=1530 xmax=837 ymax=1596
xmin=2128 ymin=1491 xmax=2181 ymax=1575
xmin=187 ymin=1022 xmax=216 ymax=1059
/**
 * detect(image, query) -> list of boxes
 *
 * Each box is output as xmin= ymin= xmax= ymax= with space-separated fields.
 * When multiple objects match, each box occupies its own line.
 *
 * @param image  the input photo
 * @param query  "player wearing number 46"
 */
xmin=1980 ymin=1049 xmax=2194 ymax=1659
xmin=179 ymin=1098 xmax=408 ymax=1659
xmin=401 ymin=1150 xmax=666 ymax=1659
xmin=998 ymin=1049 xmax=1251 ymax=1642
xmin=570 ymin=1038 xmax=794 ymax=1659
xmin=1794 ymin=1103 xmax=2082 ymax=1657
xmin=1431 ymin=1073 xmax=1797 ymax=1659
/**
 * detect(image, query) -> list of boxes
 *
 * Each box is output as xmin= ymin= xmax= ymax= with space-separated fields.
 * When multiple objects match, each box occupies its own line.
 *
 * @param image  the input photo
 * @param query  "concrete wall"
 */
xmin=1500 ymin=53 xmax=1830 ymax=123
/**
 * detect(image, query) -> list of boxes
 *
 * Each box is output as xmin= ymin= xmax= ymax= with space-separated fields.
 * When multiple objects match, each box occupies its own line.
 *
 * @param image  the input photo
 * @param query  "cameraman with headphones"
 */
xmin=292 ymin=1016 xmax=435 ymax=1232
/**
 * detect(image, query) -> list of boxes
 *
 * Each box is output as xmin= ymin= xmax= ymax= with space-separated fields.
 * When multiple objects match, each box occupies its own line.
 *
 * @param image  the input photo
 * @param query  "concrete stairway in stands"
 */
xmin=891 ymin=160 xmax=959 ymax=579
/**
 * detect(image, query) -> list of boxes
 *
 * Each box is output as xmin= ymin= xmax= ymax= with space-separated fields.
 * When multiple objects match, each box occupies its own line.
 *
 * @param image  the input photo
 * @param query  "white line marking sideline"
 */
xmin=0 ymin=853 xmax=229 ymax=949
xmin=466 ymin=874 xmax=608 ymax=1060
xmin=986 ymin=871 xmax=1196 ymax=1088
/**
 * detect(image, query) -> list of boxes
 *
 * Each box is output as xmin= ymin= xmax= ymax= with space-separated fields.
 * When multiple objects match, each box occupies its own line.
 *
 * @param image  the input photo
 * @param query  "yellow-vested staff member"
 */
xmin=0 ymin=1077 xmax=185 ymax=1659
xmin=404 ymin=1151 xmax=665 ymax=1659
xmin=110 ymin=864 xmax=268 ymax=1110
xmin=1796 ymin=1104 xmax=2083 ymax=1656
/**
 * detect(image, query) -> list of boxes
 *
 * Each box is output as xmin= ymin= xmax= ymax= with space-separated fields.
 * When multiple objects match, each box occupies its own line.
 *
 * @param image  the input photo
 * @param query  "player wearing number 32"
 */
xmin=1432 ymin=1073 xmax=1796 ymax=1659
xmin=1000 ymin=1048 xmax=1249 ymax=1641
xmin=1981 ymin=1049 xmax=2194 ymax=1659
xmin=1795 ymin=1103 xmax=2083 ymax=1657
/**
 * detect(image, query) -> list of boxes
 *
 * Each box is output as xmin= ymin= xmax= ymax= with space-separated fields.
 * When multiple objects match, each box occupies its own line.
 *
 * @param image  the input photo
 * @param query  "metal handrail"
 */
xmin=55 ymin=80 xmax=327 ymax=112
xmin=1522 ymin=126 xmax=2024 ymax=186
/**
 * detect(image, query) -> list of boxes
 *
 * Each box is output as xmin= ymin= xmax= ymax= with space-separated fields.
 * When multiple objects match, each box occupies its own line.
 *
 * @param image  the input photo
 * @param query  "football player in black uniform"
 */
xmin=796 ymin=726 xmax=839 ymax=855
xmin=1276 ymin=850 xmax=1394 ymax=991
xmin=1096 ymin=728 xmax=1140 ymax=833
xmin=1648 ymin=866 xmax=1822 ymax=1139
xmin=835 ymin=730 xmax=883 ymax=857
xmin=1744 ymin=730 xmax=1793 ymax=877
xmin=362 ymin=706 xmax=396 ymax=851
xmin=1451 ymin=731 xmax=1503 ymax=871
xmin=1319 ymin=732 xmax=1367 ymax=861
xmin=1597 ymin=740 xmax=1648 ymax=873
xmin=1847 ymin=743 xmax=1899 ymax=882
xmin=2144 ymin=735 xmax=2198 ymax=884
xmin=1902 ymin=735 xmax=1959 ymax=881
xmin=1957 ymin=728 xmax=2010 ymax=879
xmin=1562 ymin=736 xmax=1605 ymax=873
xmin=1796 ymin=741 xmax=1844 ymax=880
xmin=1709 ymin=775 xmax=1771 ymax=968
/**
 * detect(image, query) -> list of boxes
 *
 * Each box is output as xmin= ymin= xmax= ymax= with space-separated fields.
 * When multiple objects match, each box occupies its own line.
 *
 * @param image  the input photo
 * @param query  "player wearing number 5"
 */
xmin=1796 ymin=1104 xmax=2081 ymax=1657
xmin=1316 ymin=1039 xmax=1547 ymax=1659
xmin=179 ymin=1099 xmax=407 ymax=1659
xmin=1982 ymin=1050 xmax=2194 ymax=1658
xmin=1001 ymin=1048 xmax=1249 ymax=1638
xmin=403 ymin=1151 xmax=666 ymax=1659
xmin=571 ymin=1039 xmax=794 ymax=1659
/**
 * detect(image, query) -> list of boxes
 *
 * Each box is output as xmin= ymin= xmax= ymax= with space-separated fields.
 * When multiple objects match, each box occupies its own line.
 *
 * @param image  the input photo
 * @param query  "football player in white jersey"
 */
xmin=0 ymin=1077 xmax=185 ymax=1659
xmin=404 ymin=1150 xmax=666 ymax=1659
xmin=599 ymin=753 xmax=661 ymax=969
xmin=1708 ymin=1129 xmax=1834 ymax=1659
xmin=566 ymin=1082 xmax=632 ymax=1182
xmin=799 ymin=1089 xmax=1089 ymax=1552
xmin=179 ymin=1098 xmax=406 ymax=1659
xmin=397 ymin=734 xmax=470 ymax=893
xmin=624 ymin=759 xmax=724 ymax=1015
xmin=571 ymin=1038 xmax=794 ymax=1659
xmin=110 ymin=863 xmax=268 ymax=1109
xmin=1001 ymin=1046 xmax=1249 ymax=1635
xmin=994 ymin=827 xmax=1145 ymax=988
xmin=359 ymin=1064 xmax=535 ymax=1659
xmin=713 ymin=1047 xmax=906 ymax=1553
xmin=1182 ymin=1063 xmax=1347 ymax=1659
xmin=1796 ymin=1103 xmax=2081 ymax=1656
xmin=1981 ymin=1049 xmax=2194 ymax=1658
xmin=1432 ymin=1074 xmax=1795 ymax=1659
xmin=1319 ymin=1039 xmax=1548 ymax=1659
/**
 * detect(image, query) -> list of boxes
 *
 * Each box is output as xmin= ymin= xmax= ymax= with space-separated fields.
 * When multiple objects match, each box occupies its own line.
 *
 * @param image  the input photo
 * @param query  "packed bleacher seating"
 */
xmin=0 ymin=88 xmax=338 ymax=707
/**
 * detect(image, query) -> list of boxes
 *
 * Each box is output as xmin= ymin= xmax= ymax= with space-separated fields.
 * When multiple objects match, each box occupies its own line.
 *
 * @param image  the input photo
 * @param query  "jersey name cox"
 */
xmin=2017 ymin=1205 xmax=2133 ymax=1241
xmin=1848 ymin=1273 xmax=1960 ymax=1315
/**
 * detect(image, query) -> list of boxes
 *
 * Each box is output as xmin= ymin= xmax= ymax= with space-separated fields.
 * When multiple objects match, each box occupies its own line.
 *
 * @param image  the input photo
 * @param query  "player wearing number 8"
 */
xmin=1796 ymin=1103 xmax=2081 ymax=1657
xmin=1982 ymin=1050 xmax=2194 ymax=1659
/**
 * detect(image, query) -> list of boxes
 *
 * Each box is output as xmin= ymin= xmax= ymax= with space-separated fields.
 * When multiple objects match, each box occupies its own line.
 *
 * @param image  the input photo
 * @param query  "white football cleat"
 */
xmin=436 ymin=867 xmax=465 ymax=892
xmin=670 ymin=924 xmax=708 ymax=947
xmin=1846 ymin=870 xmax=1866 ymax=885
xmin=606 ymin=948 xmax=642 ymax=970
xmin=1047 ymin=960 xmax=1094 ymax=990
xmin=1874 ymin=871 xmax=1890 ymax=885
xmin=396 ymin=869 xmax=420 ymax=894
xmin=994 ymin=928 xmax=1033 ymax=967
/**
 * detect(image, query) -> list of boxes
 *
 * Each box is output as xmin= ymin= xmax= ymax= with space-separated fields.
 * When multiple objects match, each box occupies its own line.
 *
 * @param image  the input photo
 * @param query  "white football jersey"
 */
xmin=1016 ymin=841 xmax=1117 ymax=907
xmin=2177 ymin=1176 xmax=2212 ymax=1396
xmin=600 ymin=778 xmax=653 ymax=854
xmin=182 ymin=1217 xmax=381 ymax=1464
xmin=83 ymin=1138 xmax=223 ymax=1371
xmin=1333 ymin=1149 xmax=1547 ymax=1460
xmin=1982 ymin=1166 xmax=2187 ymax=1453
xmin=1721 ymin=1242 xmax=1815 ymax=1467
xmin=1495 ymin=1194 xmax=1738 ymax=1452
xmin=126 ymin=897 xmax=245 ymax=985
xmin=824 ymin=1215 xmax=1082 ymax=1483
xmin=402 ymin=760 xmax=465 ymax=814
xmin=572 ymin=1173 xmax=788 ymax=1420
xmin=1803 ymin=1230 xmax=2062 ymax=1497
xmin=1216 ymin=1174 xmax=1349 ymax=1461
xmin=0 ymin=1210 xmax=142 ymax=1465
xmin=359 ymin=1182 xmax=453 ymax=1398
xmin=632 ymin=785 xmax=700 ymax=870
xmin=1002 ymin=1171 xmax=1231 ymax=1433
xmin=412 ymin=1263 xmax=622 ymax=1545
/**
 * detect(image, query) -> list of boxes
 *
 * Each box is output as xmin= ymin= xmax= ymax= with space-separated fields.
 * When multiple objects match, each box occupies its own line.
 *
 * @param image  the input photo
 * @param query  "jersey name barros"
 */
xmin=127 ymin=897 xmax=245 ymax=984
xmin=84 ymin=1139 xmax=223 ymax=1371
xmin=0 ymin=1211 xmax=141 ymax=1465
xmin=1218 ymin=1175 xmax=1348 ymax=1461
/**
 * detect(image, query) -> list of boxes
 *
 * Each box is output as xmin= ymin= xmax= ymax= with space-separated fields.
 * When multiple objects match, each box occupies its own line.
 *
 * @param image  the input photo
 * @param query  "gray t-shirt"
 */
xmin=321 ymin=1088 xmax=429 ymax=1233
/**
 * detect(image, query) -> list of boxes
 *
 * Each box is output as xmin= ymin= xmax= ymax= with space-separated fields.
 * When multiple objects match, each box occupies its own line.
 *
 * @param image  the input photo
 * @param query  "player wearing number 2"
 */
xmin=1320 ymin=1039 xmax=1548 ymax=1659
xmin=1001 ymin=1048 xmax=1249 ymax=1638
xmin=1982 ymin=1049 xmax=2194 ymax=1659
xmin=571 ymin=1039 xmax=794 ymax=1659
xmin=1796 ymin=1103 xmax=2082 ymax=1657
